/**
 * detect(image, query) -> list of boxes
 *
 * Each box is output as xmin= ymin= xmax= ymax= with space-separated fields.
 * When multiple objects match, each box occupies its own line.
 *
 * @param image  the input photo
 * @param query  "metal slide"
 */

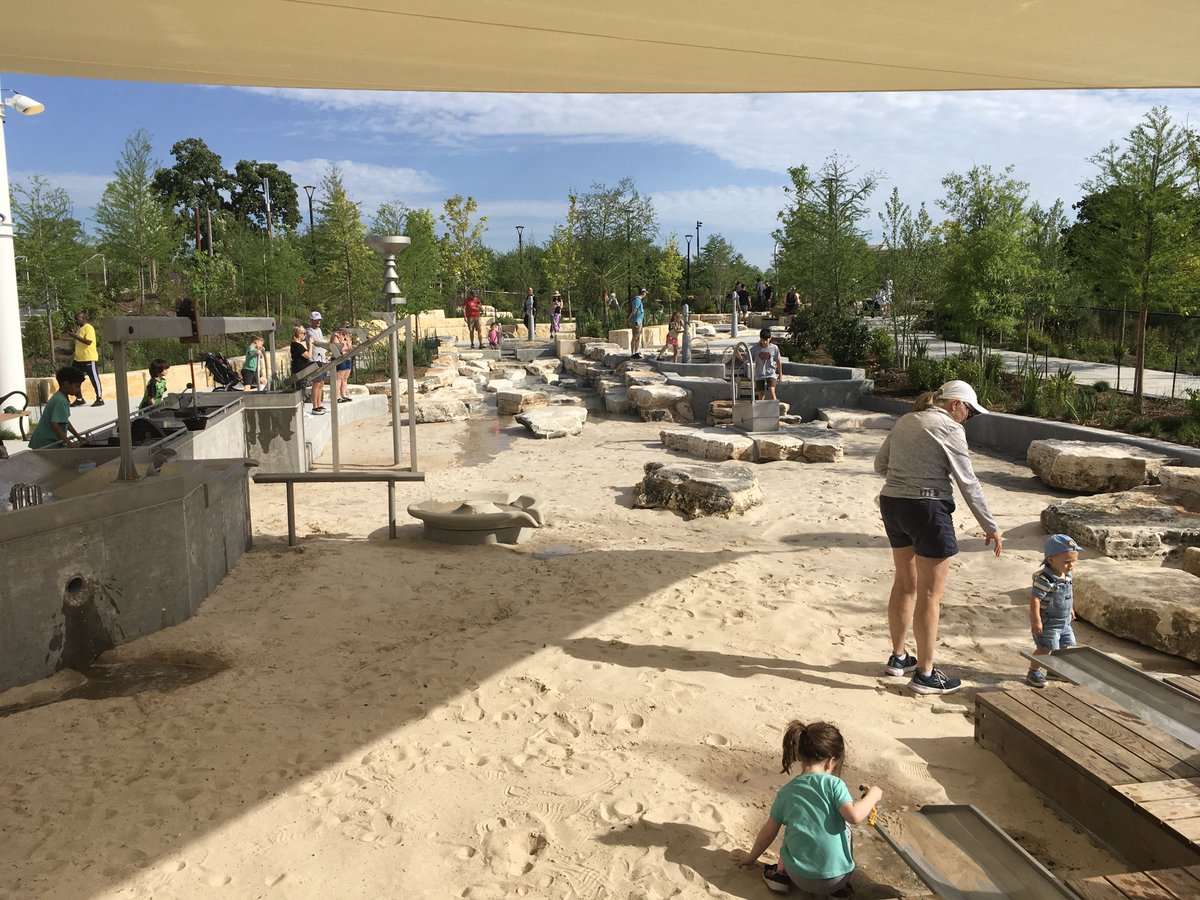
xmin=874 ymin=805 xmax=1075 ymax=899
xmin=1024 ymin=646 xmax=1200 ymax=749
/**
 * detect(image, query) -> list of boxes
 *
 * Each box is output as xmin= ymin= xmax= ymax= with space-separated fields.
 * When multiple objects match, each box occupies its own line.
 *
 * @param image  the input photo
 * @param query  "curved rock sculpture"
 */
xmin=407 ymin=493 xmax=544 ymax=545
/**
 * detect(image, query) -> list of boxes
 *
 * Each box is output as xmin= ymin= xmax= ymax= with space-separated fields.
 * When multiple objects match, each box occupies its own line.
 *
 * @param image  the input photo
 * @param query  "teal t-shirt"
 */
xmin=770 ymin=773 xmax=854 ymax=880
xmin=244 ymin=345 xmax=260 ymax=372
xmin=30 ymin=391 xmax=72 ymax=449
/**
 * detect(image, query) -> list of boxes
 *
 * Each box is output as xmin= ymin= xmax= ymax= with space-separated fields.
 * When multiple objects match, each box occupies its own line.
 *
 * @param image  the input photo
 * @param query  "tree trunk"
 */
xmin=1134 ymin=304 xmax=1148 ymax=412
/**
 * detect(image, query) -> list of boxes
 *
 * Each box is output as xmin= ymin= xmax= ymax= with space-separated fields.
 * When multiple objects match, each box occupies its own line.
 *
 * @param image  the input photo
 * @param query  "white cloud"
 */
xmin=273 ymin=158 xmax=443 ymax=216
xmin=9 ymin=170 xmax=110 ymax=211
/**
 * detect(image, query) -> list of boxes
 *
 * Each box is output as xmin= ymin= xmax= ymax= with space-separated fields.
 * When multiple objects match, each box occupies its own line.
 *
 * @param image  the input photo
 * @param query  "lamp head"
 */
xmin=5 ymin=93 xmax=44 ymax=115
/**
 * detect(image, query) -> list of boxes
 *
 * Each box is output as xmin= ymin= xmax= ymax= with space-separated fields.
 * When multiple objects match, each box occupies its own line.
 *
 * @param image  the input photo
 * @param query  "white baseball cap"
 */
xmin=310 ymin=310 xmax=322 ymax=320
xmin=938 ymin=380 xmax=986 ymax=415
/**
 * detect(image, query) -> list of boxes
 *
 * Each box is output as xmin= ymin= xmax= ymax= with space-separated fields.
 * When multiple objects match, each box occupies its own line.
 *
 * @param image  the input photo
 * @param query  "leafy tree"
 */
xmin=542 ymin=192 xmax=582 ymax=314
xmin=94 ymin=129 xmax=179 ymax=309
xmin=439 ymin=194 xmax=489 ymax=300
xmin=372 ymin=202 xmax=442 ymax=317
xmin=937 ymin=164 xmax=1035 ymax=357
xmin=220 ymin=220 xmax=310 ymax=320
xmin=692 ymin=234 xmax=754 ymax=310
xmin=1072 ymin=107 xmax=1200 ymax=408
xmin=878 ymin=189 xmax=940 ymax=366
xmin=775 ymin=154 xmax=879 ymax=316
xmin=152 ymin=137 xmax=231 ymax=252
xmin=1024 ymin=199 xmax=1069 ymax=357
xmin=229 ymin=160 xmax=302 ymax=233
xmin=652 ymin=235 xmax=684 ymax=303
xmin=11 ymin=175 xmax=91 ymax=326
xmin=574 ymin=178 xmax=658 ymax=324
xmin=309 ymin=166 xmax=378 ymax=325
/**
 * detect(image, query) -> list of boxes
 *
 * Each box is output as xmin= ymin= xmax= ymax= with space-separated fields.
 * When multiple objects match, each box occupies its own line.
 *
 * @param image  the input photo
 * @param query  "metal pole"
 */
xmin=330 ymin=356 xmax=340 ymax=472
xmin=406 ymin=315 xmax=418 ymax=471
xmin=731 ymin=290 xmax=739 ymax=339
xmin=0 ymin=104 xmax=28 ymax=405
xmin=681 ymin=303 xmax=692 ymax=363
xmin=112 ymin=341 xmax=137 ymax=481
xmin=304 ymin=185 xmax=317 ymax=267
xmin=267 ymin=329 xmax=277 ymax=390
xmin=389 ymin=310 xmax=401 ymax=466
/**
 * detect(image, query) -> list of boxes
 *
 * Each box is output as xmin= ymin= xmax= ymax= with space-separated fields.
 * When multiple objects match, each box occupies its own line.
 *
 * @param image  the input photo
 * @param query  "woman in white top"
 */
xmin=874 ymin=380 xmax=1003 ymax=695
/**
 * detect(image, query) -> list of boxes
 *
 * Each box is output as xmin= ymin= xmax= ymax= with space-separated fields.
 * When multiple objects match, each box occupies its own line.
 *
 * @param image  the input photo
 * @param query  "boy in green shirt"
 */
xmin=30 ymin=367 xmax=90 ymax=449
xmin=139 ymin=359 xmax=170 ymax=410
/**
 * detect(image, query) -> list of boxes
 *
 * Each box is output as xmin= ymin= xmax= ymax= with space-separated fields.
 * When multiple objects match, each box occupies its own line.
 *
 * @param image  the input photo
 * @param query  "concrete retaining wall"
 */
xmin=858 ymin=393 xmax=1200 ymax=466
xmin=0 ymin=458 xmax=252 ymax=691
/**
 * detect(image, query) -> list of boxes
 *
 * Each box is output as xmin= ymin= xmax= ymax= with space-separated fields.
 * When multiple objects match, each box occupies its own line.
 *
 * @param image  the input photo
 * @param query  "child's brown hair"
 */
xmin=781 ymin=720 xmax=845 ymax=774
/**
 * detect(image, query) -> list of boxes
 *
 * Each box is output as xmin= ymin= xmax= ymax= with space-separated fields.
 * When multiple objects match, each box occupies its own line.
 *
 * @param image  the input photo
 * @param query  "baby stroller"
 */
xmin=200 ymin=352 xmax=242 ymax=391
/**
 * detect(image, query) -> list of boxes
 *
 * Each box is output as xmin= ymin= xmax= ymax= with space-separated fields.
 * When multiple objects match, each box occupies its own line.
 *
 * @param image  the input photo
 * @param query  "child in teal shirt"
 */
xmin=30 ymin=366 xmax=89 ymax=449
xmin=733 ymin=721 xmax=882 ymax=896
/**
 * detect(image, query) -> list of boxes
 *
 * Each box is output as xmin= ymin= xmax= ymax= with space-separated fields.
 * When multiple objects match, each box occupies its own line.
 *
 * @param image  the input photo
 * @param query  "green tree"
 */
xmin=372 ymin=202 xmax=442 ymax=317
xmin=229 ymin=160 xmax=302 ymax=233
xmin=11 ymin=175 xmax=91 ymax=322
xmin=574 ymin=179 xmax=658 ymax=325
xmin=1074 ymin=107 xmax=1200 ymax=408
xmin=692 ymin=234 xmax=754 ymax=310
xmin=1024 ymin=199 xmax=1069 ymax=358
xmin=439 ymin=194 xmax=489 ymax=300
xmin=94 ymin=129 xmax=179 ymax=309
xmin=652 ymin=234 xmax=684 ymax=303
xmin=542 ymin=192 xmax=582 ymax=313
xmin=310 ymin=166 xmax=377 ymax=324
xmin=153 ymin=137 xmax=231 ymax=253
xmin=937 ymin=164 xmax=1035 ymax=357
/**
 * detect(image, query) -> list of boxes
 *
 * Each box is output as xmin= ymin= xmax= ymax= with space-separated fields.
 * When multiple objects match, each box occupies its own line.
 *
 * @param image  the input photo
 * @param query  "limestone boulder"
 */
xmin=485 ymin=379 xmax=514 ymax=394
xmin=516 ymin=406 xmax=587 ymax=439
xmin=660 ymin=428 xmax=756 ymax=461
xmin=1184 ymin=547 xmax=1200 ymax=578
xmin=627 ymin=384 xmax=690 ymax=410
xmin=754 ymin=434 xmax=807 ymax=462
xmin=625 ymin=371 xmax=668 ymax=387
xmin=1074 ymin=559 xmax=1200 ymax=662
xmin=1040 ymin=488 xmax=1200 ymax=558
xmin=817 ymin=408 xmax=897 ymax=431
xmin=605 ymin=388 xmax=632 ymax=415
xmin=413 ymin=398 xmax=470 ymax=424
xmin=1160 ymin=467 xmax=1200 ymax=510
xmin=525 ymin=358 xmax=562 ymax=377
xmin=419 ymin=367 xmax=456 ymax=392
xmin=583 ymin=342 xmax=622 ymax=361
xmin=496 ymin=389 xmax=550 ymax=416
xmin=634 ymin=461 xmax=763 ymax=519
xmin=1027 ymin=439 xmax=1180 ymax=493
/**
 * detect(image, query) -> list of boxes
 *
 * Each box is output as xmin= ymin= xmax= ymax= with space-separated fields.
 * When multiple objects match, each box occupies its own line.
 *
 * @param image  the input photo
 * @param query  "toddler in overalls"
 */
xmin=1026 ymin=533 xmax=1079 ymax=687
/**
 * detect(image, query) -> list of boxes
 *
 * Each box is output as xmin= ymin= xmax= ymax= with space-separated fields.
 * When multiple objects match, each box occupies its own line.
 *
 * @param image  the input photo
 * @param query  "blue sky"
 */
xmin=5 ymin=73 xmax=1200 ymax=270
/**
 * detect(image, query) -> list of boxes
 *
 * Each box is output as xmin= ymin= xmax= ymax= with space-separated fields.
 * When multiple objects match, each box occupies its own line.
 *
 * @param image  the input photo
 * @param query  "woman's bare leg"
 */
xmin=913 ymin=554 xmax=953 ymax=672
xmin=888 ymin=547 xmax=917 ymax=657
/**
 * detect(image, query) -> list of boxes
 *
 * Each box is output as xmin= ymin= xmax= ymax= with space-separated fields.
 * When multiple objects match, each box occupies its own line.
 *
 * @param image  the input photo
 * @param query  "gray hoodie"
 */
xmin=874 ymin=406 xmax=998 ymax=535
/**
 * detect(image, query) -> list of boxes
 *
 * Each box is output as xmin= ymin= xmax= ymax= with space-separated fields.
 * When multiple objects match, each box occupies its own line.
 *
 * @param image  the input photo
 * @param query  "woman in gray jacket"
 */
xmin=874 ymin=380 xmax=1003 ymax=695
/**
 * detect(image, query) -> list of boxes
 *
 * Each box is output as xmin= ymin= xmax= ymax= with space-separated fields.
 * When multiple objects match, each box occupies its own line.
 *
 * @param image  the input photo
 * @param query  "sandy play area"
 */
xmin=1 ymin=410 xmax=1191 ymax=898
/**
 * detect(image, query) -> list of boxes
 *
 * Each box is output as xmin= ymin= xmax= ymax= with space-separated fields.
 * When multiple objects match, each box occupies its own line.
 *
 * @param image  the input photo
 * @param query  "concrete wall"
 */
xmin=858 ymin=393 xmax=1200 ymax=466
xmin=656 ymin=361 xmax=726 ymax=379
xmin=243 ymin=391 xmax=308 ymax=474
xmin=782 ymin=363 xmax=865 ymax=381
xmin=0 ymin=458 xmax=252 ymax=691
xmin=661 ymin=374 xmax=732 ymax=418
xmin=776 ymin=377 xmax=873 ymax=420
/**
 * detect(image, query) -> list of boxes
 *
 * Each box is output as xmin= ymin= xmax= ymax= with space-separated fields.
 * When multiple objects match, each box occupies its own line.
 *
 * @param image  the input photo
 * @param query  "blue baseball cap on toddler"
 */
xmin=1043 ymin=533 xmax=1079 ymax=560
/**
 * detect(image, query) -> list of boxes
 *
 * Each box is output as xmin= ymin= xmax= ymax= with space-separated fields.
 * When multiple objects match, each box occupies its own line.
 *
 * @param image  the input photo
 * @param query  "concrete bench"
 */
xmin=253 ymin=470 xmax=425 ymax=545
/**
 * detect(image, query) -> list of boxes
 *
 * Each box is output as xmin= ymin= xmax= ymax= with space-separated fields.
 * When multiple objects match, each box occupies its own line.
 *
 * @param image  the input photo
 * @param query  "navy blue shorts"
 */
xmin=880 ymin=495 xmax=958 ymax=559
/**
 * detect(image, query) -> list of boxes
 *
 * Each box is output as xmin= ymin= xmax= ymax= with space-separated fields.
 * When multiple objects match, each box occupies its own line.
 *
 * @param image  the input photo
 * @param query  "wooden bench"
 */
xmin=252 ymin=470 xmax=425 ymax=545
xmin=1068 ymin=865 xmax=1200 ymax=899
xmin=976 ymin=684 xmax=1200 ymax=870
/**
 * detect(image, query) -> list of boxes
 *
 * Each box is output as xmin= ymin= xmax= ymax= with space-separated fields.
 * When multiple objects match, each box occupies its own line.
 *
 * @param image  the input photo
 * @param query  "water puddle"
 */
xmin=0 ymin=653 xmax=228 ymax=718
xmin=455 ymin=418 xmax=521 ymax=467
xmin=532 ymin=543 xmax=581 ymax=559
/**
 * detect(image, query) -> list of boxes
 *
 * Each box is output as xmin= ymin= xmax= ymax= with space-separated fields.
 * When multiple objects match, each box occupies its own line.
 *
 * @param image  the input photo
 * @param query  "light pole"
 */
xmin=684 ymin=233 xmax=692 ymax=293
xmin=303 ymin=185 xmax=317 ymax=267
xmin=695 ymin=220 xmax=702 ymax=260
xmin=0 ymin=86 xmax=45 ymax=405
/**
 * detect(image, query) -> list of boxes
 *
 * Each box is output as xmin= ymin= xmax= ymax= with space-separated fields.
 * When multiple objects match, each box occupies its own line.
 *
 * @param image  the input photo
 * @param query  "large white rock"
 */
xmin=754 ymin=434 xmax=807 ymax=461
xmin=485 ymin=379 xmax=514 ymax=394
xmin=412 ymin=398 xmax=470 ymax=423
xmin=1028 ymin=439 xmax=1179 ymax=493
xmin=515 ymin=406 xmax=587 ymax=439
xmin=525 ymin=358 xmax=562 ymax=376
xmin=1160 ymin=467 xmax=1200 ymax=510
xmin=1041 ymin=487 xmax=1200 ymax=558
xmin=817 ymin=407 xmax=897 ymax=430
xmin=496 ymin=389 xmax=550 ymax=416
xmin=605 ymin=388 xmax=632 ymax=415
xmin=625 ymin=370 xmax=668 ymax=387
xmin=1184 ymin=547 xmax=1200 ymax=578
xmin=660 ymin=428 xmax=756 ymax=461
xmin=634 ymin=461 xmax=763 ymax=519
xmin=1074 ymin=558 xmax=1200 ymax=662
xmin=627 ymin=384 xmax=690 ymax=410
xmin=583 ymin=342 xmax=622 ymax=361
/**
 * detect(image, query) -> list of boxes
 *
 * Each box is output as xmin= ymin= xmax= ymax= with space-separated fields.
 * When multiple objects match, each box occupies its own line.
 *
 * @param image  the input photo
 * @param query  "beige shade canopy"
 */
xmin=3 ymin=1 xmax=1199 ymax=93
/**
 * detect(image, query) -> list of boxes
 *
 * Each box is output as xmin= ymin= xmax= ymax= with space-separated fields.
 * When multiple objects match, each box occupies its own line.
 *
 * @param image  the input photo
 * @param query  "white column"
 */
xmin=0 ymin=111 xmax=27 ymax=404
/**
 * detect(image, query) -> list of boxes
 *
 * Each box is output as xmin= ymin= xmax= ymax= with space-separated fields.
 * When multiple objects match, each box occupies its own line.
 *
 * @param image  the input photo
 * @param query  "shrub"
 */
xmin=868 ymin=329 xmax=896 ymax=368
xmin=906 ymin=358 xmax=937 ymax=393
xmin=1186 ymin=388 xmax=1200 ymax=421
xmin=826 ymin=315 xmax=871 ymax=367
xmin=1093 ymin=380 xmax=1111 ymax=393
xmin=1177 ymin=419 xmax=1200 ymax=445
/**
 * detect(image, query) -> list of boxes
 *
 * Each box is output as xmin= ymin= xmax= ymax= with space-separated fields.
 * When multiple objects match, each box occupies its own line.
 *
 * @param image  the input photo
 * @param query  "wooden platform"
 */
xmin=976 ymin=684 xmax=1200 ymax=869
xmin=1167 ymin=675 xmax=1200 ymax=702
xmin=1067 ymin=866 xmax=1200 ymax=899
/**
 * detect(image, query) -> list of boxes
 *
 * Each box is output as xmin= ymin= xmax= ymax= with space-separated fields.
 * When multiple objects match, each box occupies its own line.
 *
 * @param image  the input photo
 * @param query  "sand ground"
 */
xmin=1 ymin=412 xmax=1193 ymax=899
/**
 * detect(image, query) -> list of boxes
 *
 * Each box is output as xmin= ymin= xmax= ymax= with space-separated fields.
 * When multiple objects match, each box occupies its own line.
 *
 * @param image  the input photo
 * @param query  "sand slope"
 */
xmin=2 ymin=413 xmax=1186 ymax=898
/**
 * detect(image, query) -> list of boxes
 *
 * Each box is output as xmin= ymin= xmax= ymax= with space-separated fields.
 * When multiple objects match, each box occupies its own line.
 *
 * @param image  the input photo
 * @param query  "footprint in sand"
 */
xmin=615 ymin=713 xmax=645 ymax=732
xmin=598 ymin=797 xmax=644 ymax=822
xmin=476 ymin=817 xmax=548 ymax=876
xmin=703 ymin=733 xmax=729 ymax=747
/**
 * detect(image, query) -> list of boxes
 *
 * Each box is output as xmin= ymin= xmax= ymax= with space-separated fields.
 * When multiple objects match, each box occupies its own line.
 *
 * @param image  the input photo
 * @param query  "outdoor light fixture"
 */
xmin=0 ymin=86 xmax=46 ymax=405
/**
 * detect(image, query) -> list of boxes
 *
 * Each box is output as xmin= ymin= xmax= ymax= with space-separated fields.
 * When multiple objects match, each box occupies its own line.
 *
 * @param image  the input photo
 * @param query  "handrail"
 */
xmin=0 ymin=391 xmax=30 ymax=440
xmin=293 ymin=318 xmax=407 ymax=384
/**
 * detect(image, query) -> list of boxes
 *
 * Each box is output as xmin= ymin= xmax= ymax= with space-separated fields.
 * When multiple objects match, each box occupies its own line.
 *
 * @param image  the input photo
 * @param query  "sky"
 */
xmin=5 ymin=73 xmax=1200 ymax=271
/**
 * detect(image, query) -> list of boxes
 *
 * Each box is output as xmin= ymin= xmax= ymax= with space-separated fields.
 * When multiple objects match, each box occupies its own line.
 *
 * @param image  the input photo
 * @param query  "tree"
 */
xmin=652 ymin=234 xmax=684 ymax=303
xmin=439 ymin=194 xmax=489 ymax=300
xmin=152 ymin=137 xmax=231 ymax=253
xmin=1024 ymin=199 xmax=1069 ymax=358
xmin=372 ymin=202 xmax=442 ymax=316
xmin=11 ymin=175 xmax=91 ymax=321
xmin=774 ymin=154 xmax=878 ymax=315
xmin=229 ymin=160 xmax=302 ymax=233
xmin=878 ymin=188 xmax=941 ymax=367
xmin=310 ymin=166 xmax=377 ymax=324
xmin=692 ymin=233 xmax=754 ymax=309
xmin=542 ymin=192 xmax=582 ymax=314
xmin=574 ymin=178 xmax=658 ymax=324
xmin=94 ymin=129 xmax=179 ymax=309
xmin=1073 ymin=107 xmax=1200 ymax=408
xmin=937 ymin=164 xmax=1035 ymax=357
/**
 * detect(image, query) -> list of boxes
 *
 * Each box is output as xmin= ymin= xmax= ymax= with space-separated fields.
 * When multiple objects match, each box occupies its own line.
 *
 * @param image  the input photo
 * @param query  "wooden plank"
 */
xmin=1116 ymin=780 xmax=1200 ymax=803
xmin=1137 ymin=797 xmax=1200 ymax=824
xmin=1015 ymin=689 xmax=1178 ymax=783
xmin=1147 ymin=866 xmax=1200 ymax=896
xmin=1168 ymin=817 xmax=1200 ymax=841
xmin=979 ymin=692 xmax=1131 ymax=785
xmin=1108 ymin=871 xmax=1184 ymax=899
xmin=1067 ymin=685 xmax=1200 ymax=765
xmin=1064 ymin=877 xmax=1132 ymax=900
xmin=1167 ymin=676 xmax=1200 ymax=702
xmin=976 ymin=696 xmax=1200 ymax=869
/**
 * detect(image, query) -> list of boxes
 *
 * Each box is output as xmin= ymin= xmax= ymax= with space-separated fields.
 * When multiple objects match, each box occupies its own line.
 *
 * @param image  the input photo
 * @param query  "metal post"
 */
xmin=681 ymin=304 xmax=692 ymax=363
xmin=388 ymin=480 xmax=396 ymax=539
xmin=406 ymin=315 xmax=418 ymax=472
xmin=389 ymin=310 xmax=402 ymax=466
xmin=731 ymin=290 xmax=739 ymax=339
xmin=267 ymin=329 xmax=277 ymax=390
xmin=329 ymin=358 xmax=340 ymax=472
xmin=304 ymin=185 xmax=317 ymax=267
xmin=112 ymin=341 xmax=137 ymax=481
xmin=286 ymin=482 xmax=296 ymax=546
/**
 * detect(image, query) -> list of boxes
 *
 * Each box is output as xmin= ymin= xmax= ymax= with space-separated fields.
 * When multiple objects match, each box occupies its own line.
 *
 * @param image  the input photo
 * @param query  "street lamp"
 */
xmin=0 ymin=86 xmax=45 ymax=404
xmin=684 ymin=233 xmax=692 ymax=293
xmin=303 ymin=185 xmax=317 ymax=267
xmin=695 ymin=220 xmax=702 ymax=260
